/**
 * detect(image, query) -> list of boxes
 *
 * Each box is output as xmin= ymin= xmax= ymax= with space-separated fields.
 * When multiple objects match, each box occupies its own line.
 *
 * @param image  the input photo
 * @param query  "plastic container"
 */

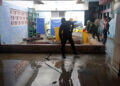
xmin=55 ymin=27 xmax=60 ymax=41
xmin=83 ymin=29 xmax=88 ymax=44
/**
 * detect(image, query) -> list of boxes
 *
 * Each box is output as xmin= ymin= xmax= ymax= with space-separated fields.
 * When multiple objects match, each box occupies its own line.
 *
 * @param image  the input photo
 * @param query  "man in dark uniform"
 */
xmin=59 ymin=18 xmax=77 ymax=58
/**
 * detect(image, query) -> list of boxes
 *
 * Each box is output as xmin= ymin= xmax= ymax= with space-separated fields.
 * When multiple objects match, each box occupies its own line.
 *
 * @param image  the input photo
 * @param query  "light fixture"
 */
xmin=34 ymin=0 xmax=44 ymax=4
xmin=76 ymin=0 xmax=84 ymax=4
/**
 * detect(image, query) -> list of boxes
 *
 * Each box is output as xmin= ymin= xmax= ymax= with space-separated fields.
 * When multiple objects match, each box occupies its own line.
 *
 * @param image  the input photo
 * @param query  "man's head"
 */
xmin=104 ymin=16 xmax=107 ymax=20
xmin=61 ymin=18 xmax=66 ymax=23
xmin=87 ymin=20 xmax=90 ymax=25
xmin=69 ymin=18 xmax=73 ymax=22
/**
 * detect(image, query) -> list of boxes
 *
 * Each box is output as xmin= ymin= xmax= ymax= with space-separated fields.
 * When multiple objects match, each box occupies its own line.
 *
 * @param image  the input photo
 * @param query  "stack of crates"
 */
xmin=28 ymin=8 xmax=39 ymax=37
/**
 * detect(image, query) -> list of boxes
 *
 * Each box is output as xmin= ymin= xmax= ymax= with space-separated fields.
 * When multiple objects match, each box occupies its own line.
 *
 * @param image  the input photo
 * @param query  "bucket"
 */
xmin=55 ymin=27 xmax=60 ymax=41
xmin=83 ymin=29 xmax=88 ymax=44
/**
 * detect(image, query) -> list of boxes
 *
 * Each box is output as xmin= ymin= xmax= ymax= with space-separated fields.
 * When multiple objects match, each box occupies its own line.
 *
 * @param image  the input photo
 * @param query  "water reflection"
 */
xmin=59 ymin=58 xmax=75 ymax=86
xmin=0 ymin=54 xmax=120 ymax=86
xmin=0 ymin=55 xmax=81 ymax=86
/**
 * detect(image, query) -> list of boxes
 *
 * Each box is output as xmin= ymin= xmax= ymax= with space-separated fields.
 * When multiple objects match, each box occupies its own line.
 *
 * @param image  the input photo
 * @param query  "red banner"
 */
xmin=0 ymin=0 xmax=2 ymax=6
xmin=99 ymin=0 xmax=112 ymax=5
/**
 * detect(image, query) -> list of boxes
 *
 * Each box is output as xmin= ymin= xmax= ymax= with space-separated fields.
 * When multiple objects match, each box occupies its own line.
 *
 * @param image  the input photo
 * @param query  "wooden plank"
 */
xmin=0 ymin=44 xmax=105 ymax=53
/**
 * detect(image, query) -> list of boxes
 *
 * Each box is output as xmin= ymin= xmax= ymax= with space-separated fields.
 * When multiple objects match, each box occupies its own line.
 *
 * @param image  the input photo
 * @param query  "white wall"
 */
xmin=85 ymin=0 xmax=99 ymax=2
xmin=114 ymin=0 xmax=120 ymax=11
xmin=35 ymin=1 xmax=88 ymax=11
xmin=38 ymin=11 xmax=85 ymax=25
xmin=38 ymin=12 xmax=51 ymax=29
xmin=38 ymin=12 xmax=51 ymax=24
xmin=65 ymin=11 xmax=85 ymax=25
xmin=5 ymin=1 xmax=34 ymax=8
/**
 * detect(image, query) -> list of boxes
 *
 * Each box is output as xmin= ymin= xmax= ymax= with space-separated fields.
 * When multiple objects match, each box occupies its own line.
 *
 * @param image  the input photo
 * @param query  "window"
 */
xmin=51 ymin=11 xmax=65 ymax=18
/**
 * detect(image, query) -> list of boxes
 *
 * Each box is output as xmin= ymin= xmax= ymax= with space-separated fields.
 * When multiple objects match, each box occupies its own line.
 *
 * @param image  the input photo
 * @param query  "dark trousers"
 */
xmin=61 ymin=36 xmax=77 ymax=58
xmin=92 ymin=32 xmax=100 ymax=42
xmin=103 ymin=33 xmax=107 ymax=45
xmin=103 ymin=37 xmax=107 ymax=45
xmin=102 ymin=29 xmax=107 ymax=45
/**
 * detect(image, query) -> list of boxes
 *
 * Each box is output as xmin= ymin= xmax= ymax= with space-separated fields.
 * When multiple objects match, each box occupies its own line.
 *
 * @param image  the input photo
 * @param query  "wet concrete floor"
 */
xmin=0 ymin=39 xmax=120 ymax=86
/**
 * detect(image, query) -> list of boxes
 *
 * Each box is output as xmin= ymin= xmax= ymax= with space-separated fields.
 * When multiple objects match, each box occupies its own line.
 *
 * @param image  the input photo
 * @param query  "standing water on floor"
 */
xmin=0 ymin=39 xmax=120 ymax=86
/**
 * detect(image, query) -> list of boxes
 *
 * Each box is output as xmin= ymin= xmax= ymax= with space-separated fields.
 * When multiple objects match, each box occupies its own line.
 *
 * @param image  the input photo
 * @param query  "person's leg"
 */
xmin=102 ymin=34 xmax=106 ymax=45
xmin=102 ymin=31 xmax=107 ymax=45
xmin=68 ymin=37 xmax=77 ymax=55
xmin=61 ymin=39 xmax=66 ymax=58
xmin=102 ymin=31 xmax=105 ymax=44
xmin=92 ymin=32 xmax=95 ymax=39
xmin=104 ymin=37 xmax=107 ymax=45
xmin=96 ymin=33 xmax=100 ymax=42
xmin=103 ymin=38 xmax=105 ymax=45
xmin=102 ymin=33 xmax=104 ymax=42
xmin=92 ymin=25 xmax=96 ymax=39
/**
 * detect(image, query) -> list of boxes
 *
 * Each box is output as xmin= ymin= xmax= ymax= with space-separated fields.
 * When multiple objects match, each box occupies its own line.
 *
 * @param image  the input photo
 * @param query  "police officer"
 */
xmin=59 ymin=18 xmax=77 ymax=59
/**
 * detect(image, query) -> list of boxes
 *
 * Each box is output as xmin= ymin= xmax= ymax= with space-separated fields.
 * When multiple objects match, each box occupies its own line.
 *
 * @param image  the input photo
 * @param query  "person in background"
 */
xmin=92 ymin=18 xmax=100 ymax=42
xmin=59 ymin=18 xmax=77 ymax=59
xmin=102 ymin=17 xmax=112 ymax=44
xmin=102 ymin=16 xmax=108 ymax=45
xmin=86 ymin=20 xmax=94 ymax=34
xmin=86 ymin=20 xmax=91 ymax=33
xmin=106 ymin=17 xmax=111 ymax=34
xmin=67 ymin=18 xmax=74 ymax=34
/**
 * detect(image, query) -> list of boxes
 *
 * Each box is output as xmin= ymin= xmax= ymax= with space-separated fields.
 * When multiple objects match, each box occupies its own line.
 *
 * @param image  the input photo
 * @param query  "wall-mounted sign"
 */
xmin=0 ymin=0 xmax=2 ymax=6
xmin=10 ymin=8 xmax=28 ymax=26
xmin=99 ymin=0 xmax=112 ymax=5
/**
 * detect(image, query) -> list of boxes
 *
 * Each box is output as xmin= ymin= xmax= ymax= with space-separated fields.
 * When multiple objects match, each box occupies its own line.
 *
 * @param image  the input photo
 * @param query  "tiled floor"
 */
xmin=0 ymin=39 xmax=120 ymax=86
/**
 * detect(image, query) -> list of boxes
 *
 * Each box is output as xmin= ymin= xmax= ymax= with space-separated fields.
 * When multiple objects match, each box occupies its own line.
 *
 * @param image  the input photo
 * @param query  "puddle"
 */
xmin=0 ymin=54 xmax=120 ymax=86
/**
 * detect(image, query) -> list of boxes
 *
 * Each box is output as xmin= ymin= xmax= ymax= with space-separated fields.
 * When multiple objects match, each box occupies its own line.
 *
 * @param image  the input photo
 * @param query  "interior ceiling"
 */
xmin=5 ymin=0 xmax=90 ymax=11
xmin=5 ymin=0 xmax=99 ymax=4
xmin=6 ymin=0 xmax=99 ymax=1
xmin=6 ymin=0 xmax=84 ymax=2
xmin=42 ymin=0 xmax=75 ymax=1
xmin=6 ymin=0 xmax=77 ymax=1
xmin=6 ymin=0 xmax=85 ymax=4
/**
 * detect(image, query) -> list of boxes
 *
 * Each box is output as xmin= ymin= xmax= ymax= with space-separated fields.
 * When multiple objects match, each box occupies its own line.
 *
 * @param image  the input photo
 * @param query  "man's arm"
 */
xmin=71 ymin=23 xmax=74 ymax=33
